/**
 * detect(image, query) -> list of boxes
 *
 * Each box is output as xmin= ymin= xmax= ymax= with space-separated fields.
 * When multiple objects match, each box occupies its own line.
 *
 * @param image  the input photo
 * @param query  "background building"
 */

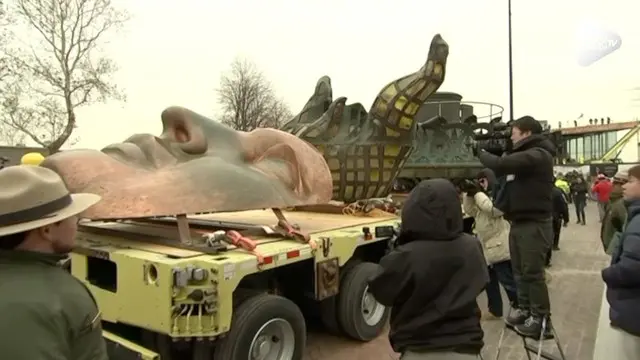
xmin=0 ymin=146 xmax=49 ymax=167
xmin=553 ymin=119 xmax=640 ymax=164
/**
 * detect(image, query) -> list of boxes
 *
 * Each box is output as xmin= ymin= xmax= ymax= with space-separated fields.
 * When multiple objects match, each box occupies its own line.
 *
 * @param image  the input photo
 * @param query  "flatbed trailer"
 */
xmin=71 ymin=208 xmax=399 ymax=360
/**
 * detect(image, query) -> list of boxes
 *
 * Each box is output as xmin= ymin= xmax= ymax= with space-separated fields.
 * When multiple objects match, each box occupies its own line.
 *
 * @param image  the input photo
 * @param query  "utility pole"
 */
xmin=508 ymin=0 xmax=514 ymax=121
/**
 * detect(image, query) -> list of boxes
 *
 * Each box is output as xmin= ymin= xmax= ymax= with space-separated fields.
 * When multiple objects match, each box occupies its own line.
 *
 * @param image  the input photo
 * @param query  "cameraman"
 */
xmin=474 ymin=115 xmax=557 ymax=338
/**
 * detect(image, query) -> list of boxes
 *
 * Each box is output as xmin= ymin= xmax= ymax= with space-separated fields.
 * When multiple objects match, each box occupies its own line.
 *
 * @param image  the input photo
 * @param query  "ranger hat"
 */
xmin=614 ymin=170 xmax=629 ymax=182
xmin=0 ymin=165 xmax=100 ymax=237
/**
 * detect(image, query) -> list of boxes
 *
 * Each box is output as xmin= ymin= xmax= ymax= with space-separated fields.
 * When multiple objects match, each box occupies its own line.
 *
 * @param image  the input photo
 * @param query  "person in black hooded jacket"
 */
xmin=368 ymin=179 xmax=488 ymax=360
xmin=475 ymin=115 xmax=557 ymax=338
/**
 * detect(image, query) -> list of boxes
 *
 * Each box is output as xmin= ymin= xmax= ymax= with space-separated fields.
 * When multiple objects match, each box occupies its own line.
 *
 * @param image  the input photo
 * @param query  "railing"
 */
xmin=421 ymin=100 xmax=505 ymax=123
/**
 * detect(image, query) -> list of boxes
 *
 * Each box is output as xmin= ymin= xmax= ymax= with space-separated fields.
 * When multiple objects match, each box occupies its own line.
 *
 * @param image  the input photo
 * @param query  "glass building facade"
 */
xmin=565 ymin=132 xmax=618 ymax=162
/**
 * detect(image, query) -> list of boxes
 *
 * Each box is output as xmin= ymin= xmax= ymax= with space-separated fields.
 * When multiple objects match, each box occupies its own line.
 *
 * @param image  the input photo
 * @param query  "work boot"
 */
xmin=505 ymin=308 xmax=529 ymax=328
xmin=515 ymin=315 xmax=553 ymax=339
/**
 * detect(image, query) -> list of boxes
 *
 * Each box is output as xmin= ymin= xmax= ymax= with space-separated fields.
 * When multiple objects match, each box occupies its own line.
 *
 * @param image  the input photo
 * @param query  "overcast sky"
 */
xmin=69 ymin=0 xmax=637 ymax=148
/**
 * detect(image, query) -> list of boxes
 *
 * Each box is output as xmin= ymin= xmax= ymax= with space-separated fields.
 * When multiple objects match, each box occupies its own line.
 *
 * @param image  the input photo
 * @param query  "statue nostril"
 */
xmin=174 ymin=124 xmax=190 ymax=143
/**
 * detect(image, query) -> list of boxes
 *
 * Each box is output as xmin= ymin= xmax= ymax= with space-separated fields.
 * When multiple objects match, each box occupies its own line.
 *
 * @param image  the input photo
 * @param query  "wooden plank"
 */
xmin=78 ymin=223 xmax=209 ymax=258
xmin=192 ymin=210 xmax=397 ymax=233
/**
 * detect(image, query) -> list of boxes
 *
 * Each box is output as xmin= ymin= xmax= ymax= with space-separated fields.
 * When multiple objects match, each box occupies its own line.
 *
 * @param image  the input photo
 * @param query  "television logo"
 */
xmin=576 ymin=21 xmax=621 ymax=66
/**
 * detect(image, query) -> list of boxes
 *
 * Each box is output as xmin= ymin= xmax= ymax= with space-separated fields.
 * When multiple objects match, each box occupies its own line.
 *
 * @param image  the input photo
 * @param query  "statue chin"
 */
xmin=42 ymin=106 xmax=334 ymax=220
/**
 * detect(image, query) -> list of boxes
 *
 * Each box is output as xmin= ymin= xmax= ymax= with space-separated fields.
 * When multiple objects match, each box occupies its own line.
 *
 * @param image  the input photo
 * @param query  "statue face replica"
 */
xmin=42 ymin=107 xmax=333 ymax=219
xmin=43 ymin=33 xmax=449 ymax=219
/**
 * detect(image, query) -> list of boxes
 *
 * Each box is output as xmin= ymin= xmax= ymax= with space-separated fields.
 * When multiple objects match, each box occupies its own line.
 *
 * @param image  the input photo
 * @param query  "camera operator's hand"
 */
xmin=462 ymin=180 xmax=481 ymax=196
xmin=484 ymin=145 xmax=504 ymax=157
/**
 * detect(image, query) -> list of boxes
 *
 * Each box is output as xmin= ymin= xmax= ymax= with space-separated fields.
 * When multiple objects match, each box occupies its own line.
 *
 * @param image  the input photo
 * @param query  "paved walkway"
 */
xmin=305 ymin=202 xmax=609 ymax=360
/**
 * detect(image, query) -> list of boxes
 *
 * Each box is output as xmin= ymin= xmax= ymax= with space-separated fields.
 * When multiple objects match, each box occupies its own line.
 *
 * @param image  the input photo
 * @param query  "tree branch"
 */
xmin=216 ymin=57 xmax=292 ymax=132
xmin=0 ymin=0 xmax=128 ymax=152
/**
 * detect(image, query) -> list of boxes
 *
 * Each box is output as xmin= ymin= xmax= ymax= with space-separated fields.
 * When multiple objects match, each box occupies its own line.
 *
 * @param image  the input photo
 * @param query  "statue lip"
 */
xmin=102 ymin=135 xmax=181 ymax=169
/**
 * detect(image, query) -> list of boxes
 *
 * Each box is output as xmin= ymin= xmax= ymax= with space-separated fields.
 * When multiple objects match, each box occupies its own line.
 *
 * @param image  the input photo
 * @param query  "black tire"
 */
xmin=318 ymin=259 xmax=361 ymax=335
xmin=318 ymin=295 xmax=340 ymax=335
xmin=213 ymin=294 xmax=306 ymax=360
xmin=337 ymin=262 xmax=390 ymax=341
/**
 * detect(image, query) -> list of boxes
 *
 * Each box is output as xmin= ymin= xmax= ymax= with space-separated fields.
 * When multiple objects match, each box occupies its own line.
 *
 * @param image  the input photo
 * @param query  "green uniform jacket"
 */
xmin=601 ymin=185 xmax=627 ymax=253
xmin=0 ymin=250 xmax=108 ymax=360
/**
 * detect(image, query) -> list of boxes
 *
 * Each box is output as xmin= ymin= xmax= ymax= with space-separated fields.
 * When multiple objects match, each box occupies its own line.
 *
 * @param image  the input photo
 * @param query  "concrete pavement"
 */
xmin=305 ymin=202 xmax=610 ymax=360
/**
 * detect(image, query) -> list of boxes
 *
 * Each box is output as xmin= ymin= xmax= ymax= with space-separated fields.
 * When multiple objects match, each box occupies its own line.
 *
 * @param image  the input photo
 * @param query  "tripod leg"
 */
xmin=522 ymin=337 xmax=533 ymax=360
xmin=551 ymin=326 xmax=567 ymax=360
xmin=494 ymin=326 xmax=507 ymax=360
xmin=533 ymin=316 xmax=548 ymax=360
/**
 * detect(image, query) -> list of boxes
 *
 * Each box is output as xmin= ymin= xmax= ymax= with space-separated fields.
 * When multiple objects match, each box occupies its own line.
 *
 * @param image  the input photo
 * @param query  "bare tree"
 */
xmin=216 ymin=57 xmax=292 ymax=131
xmin=0 ymin=0 xmax=127 ymax=152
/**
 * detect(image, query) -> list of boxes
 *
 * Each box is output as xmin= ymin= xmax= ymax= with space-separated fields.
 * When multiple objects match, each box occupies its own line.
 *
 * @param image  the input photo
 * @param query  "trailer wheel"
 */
xmin=318 ymin=258 xmax=362 ymax=335
xmin=337 ymin=262 xmax=390 ymax=341
xmin=318 ymin=295 xmax=340 ymax=335
xmin=213 ymin=294 xmax=306 ymax=360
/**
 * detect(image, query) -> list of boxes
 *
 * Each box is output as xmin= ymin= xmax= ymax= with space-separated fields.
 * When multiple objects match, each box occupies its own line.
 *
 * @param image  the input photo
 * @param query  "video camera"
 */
xmin=471 ymin=117 xmax=558 ymax=157
xmin=416 ymin=114 xmax=561 ymax=158
xmin=473 ymin=119 xmax=513 ymax=156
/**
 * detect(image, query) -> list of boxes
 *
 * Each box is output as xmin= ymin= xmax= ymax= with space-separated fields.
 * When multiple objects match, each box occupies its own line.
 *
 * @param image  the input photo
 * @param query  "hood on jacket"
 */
xmin=477 ymin=168 xmax=497 ymax=189
xmin=626 ymin=199 xmax=640 ymax=219
xmin=399 ymin=179 xmax=462 ymax=242
xmin=512 ymin=134 xmax=557 ymax=157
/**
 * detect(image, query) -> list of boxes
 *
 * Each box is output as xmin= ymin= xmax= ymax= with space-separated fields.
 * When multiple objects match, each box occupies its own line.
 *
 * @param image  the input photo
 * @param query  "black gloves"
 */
xmin=484 ymin=145 xmax=505 ymax=156
xmin=461 ymin=180 xmax=481 ymax=196
xmin=472 ymin=144 xmax=504 ymax=157
xmin=563 ymin=220 xmax=569 ymax=227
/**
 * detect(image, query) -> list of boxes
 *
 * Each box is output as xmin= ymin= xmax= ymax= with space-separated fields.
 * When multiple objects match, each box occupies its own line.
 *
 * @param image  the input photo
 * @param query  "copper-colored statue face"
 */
xmin=42 ymin=107 xmax=333 ymax=219
xmin=43 ymin=33 xmax=449 ymax=219
xmin=280 ymin=34 xmax=449 ymax=202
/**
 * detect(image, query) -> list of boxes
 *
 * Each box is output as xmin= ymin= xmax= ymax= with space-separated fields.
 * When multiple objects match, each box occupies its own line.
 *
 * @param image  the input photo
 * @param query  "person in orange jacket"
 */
xmin=593 ymin=174 xmax=613 ymax=222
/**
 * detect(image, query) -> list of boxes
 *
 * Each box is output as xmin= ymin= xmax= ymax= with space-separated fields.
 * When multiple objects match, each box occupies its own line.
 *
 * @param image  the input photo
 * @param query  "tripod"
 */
xmin=494 ymin=307 xmax=567 ymax=360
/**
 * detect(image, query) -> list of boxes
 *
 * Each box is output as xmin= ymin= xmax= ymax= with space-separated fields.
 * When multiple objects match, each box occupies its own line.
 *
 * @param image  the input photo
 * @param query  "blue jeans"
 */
xmin=486 ymin=260 xmax=519 ymax=316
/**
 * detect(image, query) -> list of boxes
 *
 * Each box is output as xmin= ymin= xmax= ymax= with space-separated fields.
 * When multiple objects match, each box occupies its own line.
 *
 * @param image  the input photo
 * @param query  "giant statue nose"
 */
xmin=160 ymin=106 xmax=208 ymax=155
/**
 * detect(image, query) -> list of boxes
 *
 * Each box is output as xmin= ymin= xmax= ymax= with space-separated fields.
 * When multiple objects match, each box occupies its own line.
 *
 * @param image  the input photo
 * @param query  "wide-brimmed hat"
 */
xmin=614 ymin=170 xmax=629 ymax=183
xmin=0 ymin=165 xmax=101 ymax=237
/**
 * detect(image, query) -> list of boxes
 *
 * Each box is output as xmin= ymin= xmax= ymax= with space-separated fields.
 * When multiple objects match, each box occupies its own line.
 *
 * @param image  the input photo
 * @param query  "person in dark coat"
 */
xmin=546 ymin=181 xmax=569 ymax=266
xmin=571 ymin=177 xmax=588 ymax=225
xmin=601 ymin=171 xmax=628 ymax=255
xmin=369 ymin=179 xmax=488 ymax=360
xmin=600 ymin=165 xmax=640 ymax=358
xmin=475 ymin=115 xmax=556 ymax=338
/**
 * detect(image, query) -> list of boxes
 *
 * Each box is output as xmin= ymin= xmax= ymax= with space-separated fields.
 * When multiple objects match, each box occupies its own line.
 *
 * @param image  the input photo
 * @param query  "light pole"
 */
xmin=508 ymin=0 xmax=514 ymax=121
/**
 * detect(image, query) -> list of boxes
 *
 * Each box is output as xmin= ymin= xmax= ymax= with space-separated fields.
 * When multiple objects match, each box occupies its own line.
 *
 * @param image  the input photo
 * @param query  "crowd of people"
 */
xmin=1 ymin=118 xmax=639 ymax=360
xmin=370 ymin=116 xmax=558 ymax=359
xmin=370 ymin=116 xmax=640 ymax=359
